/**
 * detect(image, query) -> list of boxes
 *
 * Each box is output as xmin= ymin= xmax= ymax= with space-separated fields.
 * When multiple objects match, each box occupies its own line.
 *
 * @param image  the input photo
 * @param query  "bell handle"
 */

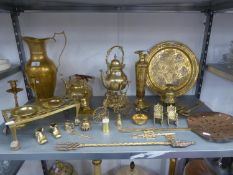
xmin=106 ymin=45 xmax=125 ymax=66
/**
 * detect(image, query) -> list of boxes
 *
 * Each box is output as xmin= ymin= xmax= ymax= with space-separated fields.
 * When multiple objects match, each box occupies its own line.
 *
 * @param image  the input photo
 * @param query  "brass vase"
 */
xmin=23 ymin=36 xmax=57 ymax=100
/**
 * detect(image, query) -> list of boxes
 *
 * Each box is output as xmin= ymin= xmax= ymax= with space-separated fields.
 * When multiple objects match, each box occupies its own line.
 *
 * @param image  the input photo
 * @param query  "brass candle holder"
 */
xmin=6 ymin=80 xmax=23 ymax=107
xmin=135 ymin=50 xmax=150 ymax=111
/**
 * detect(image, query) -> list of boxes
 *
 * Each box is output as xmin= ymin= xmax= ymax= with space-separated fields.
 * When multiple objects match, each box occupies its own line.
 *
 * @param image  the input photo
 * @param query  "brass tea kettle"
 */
xmin=63 ymin=74 xmax=93 ymax=101
xmin=100 ymin=45 xmax=128 ymax=91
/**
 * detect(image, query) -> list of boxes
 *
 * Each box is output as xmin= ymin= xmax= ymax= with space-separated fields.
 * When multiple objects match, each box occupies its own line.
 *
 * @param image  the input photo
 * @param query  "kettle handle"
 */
xmin=106 ymin=45 xmax=124 ymax=66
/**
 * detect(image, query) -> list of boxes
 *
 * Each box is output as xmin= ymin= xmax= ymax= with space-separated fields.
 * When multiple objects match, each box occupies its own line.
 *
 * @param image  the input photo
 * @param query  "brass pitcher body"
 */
xmin=23 ymin=36 xmax=57 ymax=100
xmin=101 ymin=45 xmax=128 ymax=91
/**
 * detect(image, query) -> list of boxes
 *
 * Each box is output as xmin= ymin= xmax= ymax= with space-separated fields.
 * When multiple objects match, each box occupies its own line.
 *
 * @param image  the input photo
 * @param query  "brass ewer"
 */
xmin=23 ymin=35 xmax=57 ymax=100
xmin=135 ymin=50 xmax=150 ymax=111
xmin=100 ymin=45 xmax=128 ymax=92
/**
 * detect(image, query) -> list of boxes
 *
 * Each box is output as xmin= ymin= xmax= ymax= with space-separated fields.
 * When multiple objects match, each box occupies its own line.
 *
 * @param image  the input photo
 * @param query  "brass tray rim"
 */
xmin=146 ymin=41 xmax=199 ymax=97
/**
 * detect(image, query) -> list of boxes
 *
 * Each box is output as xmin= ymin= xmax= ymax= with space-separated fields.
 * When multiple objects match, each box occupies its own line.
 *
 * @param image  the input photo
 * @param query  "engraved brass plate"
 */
xmin=11 ymin=105 xmax=38 ymax=118
xmin=146 ymin=41 xmax=199 ymax=96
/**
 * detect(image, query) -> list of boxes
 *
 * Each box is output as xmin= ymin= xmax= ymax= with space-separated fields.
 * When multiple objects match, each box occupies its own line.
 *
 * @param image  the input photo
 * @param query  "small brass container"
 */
xmin=131 ymin=113 xmax=148 ymax=125
xmin=35 ymin=128 xmax=48 ymax=145
xmin=64 ymin=121 xmax=75 ymax=133
xmin=49 ymin=123 xmax=61 ymax=139
xmin=80 ymin=119 xmax=91 ymax=131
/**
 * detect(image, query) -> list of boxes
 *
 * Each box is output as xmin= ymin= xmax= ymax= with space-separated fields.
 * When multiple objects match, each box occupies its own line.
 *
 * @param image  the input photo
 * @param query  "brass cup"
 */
xmin=35 ymin=128 xmax=48 ymax=145
xmin=49 ymin=123 xmax=61 ymax=139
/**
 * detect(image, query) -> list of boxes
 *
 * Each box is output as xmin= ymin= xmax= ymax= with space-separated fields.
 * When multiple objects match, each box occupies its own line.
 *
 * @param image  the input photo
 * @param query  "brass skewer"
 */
xmin=118 ymin=127 xmax=191 ymax=133
xmin=55 ymin=140 xmax=195 ymax=151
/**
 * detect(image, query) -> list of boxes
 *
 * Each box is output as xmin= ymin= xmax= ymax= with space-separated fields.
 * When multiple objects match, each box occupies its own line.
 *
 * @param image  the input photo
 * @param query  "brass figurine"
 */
xmin=35 ymin=128 xmax=48 ymax=145
xmin=135 ymin=50 xmax=150 ymax=111
xmin=6 ymin=80 xmax=23 ymax=107
xmin=49 ymin=123 xmax=61 ymax=139
xmin=153 ymin=103 xmax=164 ymax=125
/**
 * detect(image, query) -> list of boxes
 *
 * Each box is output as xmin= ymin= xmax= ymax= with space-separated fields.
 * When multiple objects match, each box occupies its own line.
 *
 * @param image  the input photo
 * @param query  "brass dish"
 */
xmin=131 ymin=113 xmax=148 ymax=125
xmin=187 ymin=112 xmax=233 ymax=142
xmin=146 ymin=41 xmax=199 ymax=96
xmin=41 ymin=97 xmax=65 ymax=109
xmin=11 ymin=105 xmax=37 ymax=118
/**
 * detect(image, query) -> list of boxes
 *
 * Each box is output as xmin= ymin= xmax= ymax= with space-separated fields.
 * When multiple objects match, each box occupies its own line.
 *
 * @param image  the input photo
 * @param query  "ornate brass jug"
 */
xmin=100 ymin=45 xmax=128 ymax=91
xmin=23 ymin=36 xmax=57 ymax=100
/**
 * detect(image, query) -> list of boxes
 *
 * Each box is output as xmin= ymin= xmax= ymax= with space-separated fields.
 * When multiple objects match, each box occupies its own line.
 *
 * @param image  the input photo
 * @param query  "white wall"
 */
xmin=0 ymin=12 xmax=233 ymax=175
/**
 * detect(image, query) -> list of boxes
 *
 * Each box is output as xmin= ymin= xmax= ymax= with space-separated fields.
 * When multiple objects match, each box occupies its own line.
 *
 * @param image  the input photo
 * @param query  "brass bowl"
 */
xmin=11 ymin=105 xmax=38 ymax=118
xmin=131 ymin=113 xmax=148 ymax=125
xmin=41 ymin=97 xmax=65 ymax=109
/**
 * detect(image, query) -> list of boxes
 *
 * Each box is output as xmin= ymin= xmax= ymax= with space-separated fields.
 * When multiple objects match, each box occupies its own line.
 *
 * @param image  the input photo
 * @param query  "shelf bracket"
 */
xmin=195 ymin=10 xmax=214 ymax=99
xmin=10 ymin=11 xmax=33 ymax=100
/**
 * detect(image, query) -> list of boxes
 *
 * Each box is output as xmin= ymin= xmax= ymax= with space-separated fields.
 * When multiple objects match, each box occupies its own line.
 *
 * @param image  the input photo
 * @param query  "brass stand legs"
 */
xmin=92 ymin=160 xmax=102 ymax=175
xmin=10 ymin=126 xmax=20 ymax=151
xmin=168 ymin=158 xmax=177 ymax=175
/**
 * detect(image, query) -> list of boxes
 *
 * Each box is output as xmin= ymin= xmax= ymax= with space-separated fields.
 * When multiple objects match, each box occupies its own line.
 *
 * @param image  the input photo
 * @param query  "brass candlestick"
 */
xmin=135 ymin=50 xmax=150 ymax=111
xmin=6 ymin=80 xmax=23 ymax=107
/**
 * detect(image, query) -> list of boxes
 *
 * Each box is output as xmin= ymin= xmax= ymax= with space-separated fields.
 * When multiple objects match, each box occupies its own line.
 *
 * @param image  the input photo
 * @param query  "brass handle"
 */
xmin=105 ymin=45 xmax=124 ymax=66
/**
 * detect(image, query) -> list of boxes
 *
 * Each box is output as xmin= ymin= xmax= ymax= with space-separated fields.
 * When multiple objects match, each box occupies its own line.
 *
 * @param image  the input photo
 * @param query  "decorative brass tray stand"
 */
xmin=2 ymin=100 xmax=80 ymax=151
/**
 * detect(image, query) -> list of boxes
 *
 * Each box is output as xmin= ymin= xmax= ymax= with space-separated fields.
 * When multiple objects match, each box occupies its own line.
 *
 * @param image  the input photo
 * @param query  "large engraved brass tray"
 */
xmin=146 ymin=41 xmax=199 ymax=96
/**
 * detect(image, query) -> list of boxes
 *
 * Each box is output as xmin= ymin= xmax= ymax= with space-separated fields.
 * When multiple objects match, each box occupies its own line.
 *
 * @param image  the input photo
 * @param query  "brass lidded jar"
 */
xmin=23 ymin=36 xmax=57 ymax=100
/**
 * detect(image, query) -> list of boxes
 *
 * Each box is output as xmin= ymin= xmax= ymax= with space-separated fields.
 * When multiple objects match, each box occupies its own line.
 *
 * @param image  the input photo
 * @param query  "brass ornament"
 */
xmin=6 ymin=80 xmax=23 ymax=107
xmin=153 ymin=103 xmax=164 ymax=125
xmin=49 ymin=160 xmax=78 ymax=175
xmin=132 ymin=131 xmax=175 ymax=139
xmin=41 ymin=96 xmax=65 ymax=109
xmin=146 ymin=41 xmax=199 ymax=96
xmin=167 ymin=105 xmax=178 ymax=126
xmin=80 ymin=119 xmax=91 ymax=131
xmin=35 ymin=127 xmax=48 ymax=145
xmin=49 ymin=123 xmax=62 ymax=139
xmin=134 ymin=50 xmax=150 ymax=111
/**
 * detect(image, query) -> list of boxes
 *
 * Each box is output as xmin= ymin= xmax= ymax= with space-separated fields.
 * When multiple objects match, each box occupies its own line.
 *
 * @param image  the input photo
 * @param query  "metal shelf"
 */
xmin=2 ymin=96 xmax=231 ymax=161
xmin=0 ymin=0 xmax=232 ymax=12
xmin=208 ymin=63 xmax=233 ymax=82
xmin=0 ymin=64 xmax=20 ymax=81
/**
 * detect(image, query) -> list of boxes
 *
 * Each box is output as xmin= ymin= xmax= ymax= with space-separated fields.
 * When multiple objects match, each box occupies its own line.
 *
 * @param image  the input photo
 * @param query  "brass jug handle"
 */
xmin=50 ymin=31 xmax=67 ymax=77
xmin=105 ymin=45 xmax=124 ymax=66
